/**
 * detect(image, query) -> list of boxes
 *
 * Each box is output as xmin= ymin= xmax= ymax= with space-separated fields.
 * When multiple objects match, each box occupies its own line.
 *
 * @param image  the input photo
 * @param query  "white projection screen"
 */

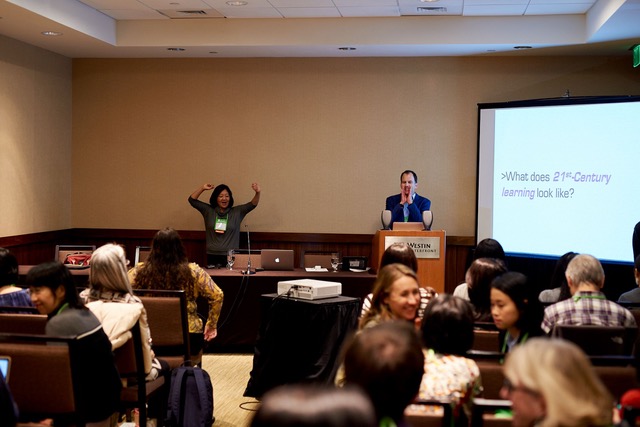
xmin=476 ymin=96 xmax=640 ymax=264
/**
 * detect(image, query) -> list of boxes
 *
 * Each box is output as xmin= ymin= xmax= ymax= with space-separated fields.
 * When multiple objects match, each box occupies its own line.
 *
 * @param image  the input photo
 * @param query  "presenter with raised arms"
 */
xmin=189 ymin=182 xmax=261 ymax=268
xmin=385 ymin=170 xmax=431 ymax=226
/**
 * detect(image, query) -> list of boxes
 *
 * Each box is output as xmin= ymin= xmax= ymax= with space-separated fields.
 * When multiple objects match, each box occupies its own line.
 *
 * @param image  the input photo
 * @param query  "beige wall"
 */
xmin=4 ymin=40 xmax=638 ymax=238
xmin=72 ymin=56 xmax=638 ymax=236
xmin=0 ymin=35 xmax=72 ymax=238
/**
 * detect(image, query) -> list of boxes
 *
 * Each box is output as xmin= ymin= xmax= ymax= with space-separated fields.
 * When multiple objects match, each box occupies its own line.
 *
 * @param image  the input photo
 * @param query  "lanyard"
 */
xmin=572 ymin=294 xmax=606 ymax=302
xmin=501 ymin=331 xmax=528 ymax=353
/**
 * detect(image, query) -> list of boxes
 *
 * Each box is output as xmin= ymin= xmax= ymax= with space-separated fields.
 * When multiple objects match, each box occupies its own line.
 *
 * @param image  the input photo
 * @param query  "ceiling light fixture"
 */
xmin=41 ymin=31 xmax=63 ymax=36
xmin=420 ymin=0 xmax=440 ymax=2
xmin=167 ymin=47 xmax=185 ymax=51
xmin=226 ymin=1 xmax=248 ymax=6
xmin=513 ymin=46 xmax=532 ymax=49
xmin=338 ymin=47 xmax=356 ymax=51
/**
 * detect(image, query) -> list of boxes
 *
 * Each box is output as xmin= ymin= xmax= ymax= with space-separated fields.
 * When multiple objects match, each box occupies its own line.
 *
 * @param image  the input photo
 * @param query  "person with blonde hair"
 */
xmin=359 ymin=263 xmax=421 ymax=330
xmin=501 ymin=337 xmax=613 ymax=427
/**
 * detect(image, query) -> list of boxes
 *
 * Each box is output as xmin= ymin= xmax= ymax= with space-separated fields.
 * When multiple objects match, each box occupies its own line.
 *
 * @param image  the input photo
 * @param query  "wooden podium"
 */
xmin=371 ymin=230 xmax=446 ymax=294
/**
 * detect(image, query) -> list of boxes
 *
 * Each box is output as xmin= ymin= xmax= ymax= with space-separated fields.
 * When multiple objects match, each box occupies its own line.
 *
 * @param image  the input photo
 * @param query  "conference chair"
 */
xmin=133 ymin=289 xmax=198 ymax=368
xmin=114 ymin=320 xmax=166 ymax=427
xmin=0 ymin=312 xmax=46 ymax=334
xmin=134 ymin=246 xmax=151 ymax=265
xmin=594 ymin=364 xmax=639 ymax=402
xmin=55 ymin=244 xmax=95 ymax=264
xmin=472 ymin=329 xmax=501 ymax=352
xmin=0 ymin=333 xmax=80 ymax=424
xmin=405 ymin=398 xmax=453 ymax=427
xmin=551 ymin=324 xmax=638 ymax=356
xmin=470 ymin=398 xmax=512 ymax=427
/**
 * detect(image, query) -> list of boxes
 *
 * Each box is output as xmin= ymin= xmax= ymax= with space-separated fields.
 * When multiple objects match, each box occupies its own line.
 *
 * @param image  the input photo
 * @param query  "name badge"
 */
xmin=215 ymin=216 xmax=228 ymax=233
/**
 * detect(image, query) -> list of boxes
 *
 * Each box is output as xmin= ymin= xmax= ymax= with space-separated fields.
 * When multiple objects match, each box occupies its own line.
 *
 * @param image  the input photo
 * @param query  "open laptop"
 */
xmin=392 ymin=222 xmax=424 ymax=231
xmin=261 ymin=249 xmax=295 ymax=271
xmin=0 ymin=356 xmax=11 ymax=384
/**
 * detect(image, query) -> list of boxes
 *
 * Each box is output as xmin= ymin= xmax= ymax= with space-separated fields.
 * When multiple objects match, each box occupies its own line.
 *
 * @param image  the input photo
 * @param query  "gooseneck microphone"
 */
xmin=242 ymin=224 xmax=256 ymax=275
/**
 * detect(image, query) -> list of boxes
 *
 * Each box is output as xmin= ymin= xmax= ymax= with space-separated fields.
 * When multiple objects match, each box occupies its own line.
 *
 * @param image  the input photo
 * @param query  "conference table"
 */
xmin=205 ymin=268 xmax=375 ymax=353
xmin=18 ymin=265 xmax=376 ymax=352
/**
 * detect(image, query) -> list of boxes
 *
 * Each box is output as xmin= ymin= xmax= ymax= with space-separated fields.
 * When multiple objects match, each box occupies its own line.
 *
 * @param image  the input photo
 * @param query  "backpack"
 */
xmin=166 ymin=363 xmax=214 ymax=427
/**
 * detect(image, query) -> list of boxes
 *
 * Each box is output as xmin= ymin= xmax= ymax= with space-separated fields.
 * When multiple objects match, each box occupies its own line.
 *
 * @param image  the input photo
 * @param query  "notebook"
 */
xmin=261 ymin=249 xmax=295 ymax=271
xmin=0 ymin=356 xmax=11 ymax=384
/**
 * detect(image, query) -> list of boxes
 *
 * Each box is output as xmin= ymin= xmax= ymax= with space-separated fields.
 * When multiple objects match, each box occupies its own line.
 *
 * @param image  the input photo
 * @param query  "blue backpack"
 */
xmin=166 ymin=364 xmax=214 ymax=427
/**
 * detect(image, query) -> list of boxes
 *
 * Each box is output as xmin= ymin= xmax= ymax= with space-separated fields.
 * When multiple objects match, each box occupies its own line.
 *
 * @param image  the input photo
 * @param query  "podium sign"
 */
xmin=372 ymin=230 xmax=446 ymax=293
xmin=384 ymin=236 xmax=441 ymax=259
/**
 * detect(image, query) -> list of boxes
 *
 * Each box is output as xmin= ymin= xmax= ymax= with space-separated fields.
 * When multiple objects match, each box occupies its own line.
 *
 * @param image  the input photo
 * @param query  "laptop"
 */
xmin=392 ymin=222 xmax=424 ymax=231
xmin=0 ymin=356 xmax=11 ymax=384
xmin=261 ymin=249 xmax=295 ymax=271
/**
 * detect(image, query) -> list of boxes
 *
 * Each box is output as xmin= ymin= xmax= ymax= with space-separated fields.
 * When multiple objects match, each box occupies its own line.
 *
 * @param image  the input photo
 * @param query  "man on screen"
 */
xmin=385 ymin=170 xmax=431 ymax=225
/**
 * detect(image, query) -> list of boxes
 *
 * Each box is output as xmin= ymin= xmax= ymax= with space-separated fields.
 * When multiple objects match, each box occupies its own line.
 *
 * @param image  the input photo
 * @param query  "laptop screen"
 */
xmin=0 ymin=356 xmax=11 ymax=384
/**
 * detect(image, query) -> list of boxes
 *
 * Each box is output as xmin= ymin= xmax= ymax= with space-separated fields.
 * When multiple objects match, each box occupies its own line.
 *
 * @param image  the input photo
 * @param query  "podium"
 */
xmin=371 ymin=230 xmax=446 ymax=294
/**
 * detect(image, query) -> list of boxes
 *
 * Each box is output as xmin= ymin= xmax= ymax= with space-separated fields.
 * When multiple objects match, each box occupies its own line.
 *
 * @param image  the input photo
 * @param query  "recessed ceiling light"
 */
xmin=209 ymin=51 xmax=219 ymax=54
xmin=338 ymin=47 xmax=356 ymax=51
xmin=420 ymin=0 xmax=440 ymax=2
xmin=41 ymin=31 xmax=63 ymax=36
xmin=226 ymin=1 xmax=248 ymax=5
xmin=514 ymin=46 xmax=532 ymax=49
xmin=167 ymin=47 xmax=185 ymax=51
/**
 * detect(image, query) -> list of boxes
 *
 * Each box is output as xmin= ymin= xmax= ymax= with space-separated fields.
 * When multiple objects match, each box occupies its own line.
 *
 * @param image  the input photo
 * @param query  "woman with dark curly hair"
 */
xmin=128 ymin=228 xmax=224 ymax=354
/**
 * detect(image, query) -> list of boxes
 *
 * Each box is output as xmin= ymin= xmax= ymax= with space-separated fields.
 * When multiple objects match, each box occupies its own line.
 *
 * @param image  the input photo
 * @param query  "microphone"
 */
xmin=242 ymin=224 xmax=256 ymax=275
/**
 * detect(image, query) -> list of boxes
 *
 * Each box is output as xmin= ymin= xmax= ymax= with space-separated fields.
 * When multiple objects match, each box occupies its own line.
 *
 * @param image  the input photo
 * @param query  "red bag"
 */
xmin=64 ymin=253 xmax=92 ymax=266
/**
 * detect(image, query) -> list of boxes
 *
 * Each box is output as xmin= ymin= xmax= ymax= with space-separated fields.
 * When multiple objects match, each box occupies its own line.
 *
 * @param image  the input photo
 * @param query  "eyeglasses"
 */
xmin=502 ymin=378 xmax=540 ymax=396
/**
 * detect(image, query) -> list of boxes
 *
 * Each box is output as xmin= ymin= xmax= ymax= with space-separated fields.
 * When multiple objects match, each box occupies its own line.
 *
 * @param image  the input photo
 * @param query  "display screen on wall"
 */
xmin=476 ymin=96 xmax=640 ymax=264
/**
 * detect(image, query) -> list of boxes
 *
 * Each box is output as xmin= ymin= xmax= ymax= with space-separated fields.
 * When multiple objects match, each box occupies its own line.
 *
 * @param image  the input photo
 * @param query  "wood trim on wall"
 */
xmin=0 ymin=229 xmax=474 ymax=293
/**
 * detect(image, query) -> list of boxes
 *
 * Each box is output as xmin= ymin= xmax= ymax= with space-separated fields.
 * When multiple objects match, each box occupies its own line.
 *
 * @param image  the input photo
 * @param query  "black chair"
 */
xmin=551 ymin=324 xmax=638 ymax=356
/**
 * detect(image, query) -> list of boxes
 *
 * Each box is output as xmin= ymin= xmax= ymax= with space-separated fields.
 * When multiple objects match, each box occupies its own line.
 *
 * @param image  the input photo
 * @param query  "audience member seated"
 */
xmin=0 ymin=248 xmax=32 ymax=307
xmin=80 ymin=243 xmax=166 ymax=381
xmin=26 ymin=261 xmax=121 ymax=426
xmin=465 ymin=258 xmax=508 ymax=322
xmin=453 ymin=238 xmax=507 ymax=300
xmin=618 ymin=255 xmax=640 ymax=304
xmin=501 ymin=337 xmax=614 ymax=427
xmin=361 ymin=242 xmax=437 ymax=320
xmin=408 ymin=294 xmax=481 ymax=421
xmin=250 ymin=384 xmax=377 ymax=427
xmin=538 ymin=251 xmax=577 ymax=304
xmin=0 ymin=370 xmax=18 ymax=427
xmin=128 ymin=228 xmax=224 ymax=355
xmin=359 ymin=263 xmax=421 ymax=330
xmin=491 ymin=272 xmax=543 ymax=353
xmin=541 ymin=254 xmax=636 ymax=334
xmin=343 ymin=321 xmax=424 ymax=427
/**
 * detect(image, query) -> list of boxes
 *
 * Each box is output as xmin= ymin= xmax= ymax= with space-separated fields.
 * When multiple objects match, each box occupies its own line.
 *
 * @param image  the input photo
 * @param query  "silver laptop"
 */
xmin=261 ymin=249 xmax=295 ymax=271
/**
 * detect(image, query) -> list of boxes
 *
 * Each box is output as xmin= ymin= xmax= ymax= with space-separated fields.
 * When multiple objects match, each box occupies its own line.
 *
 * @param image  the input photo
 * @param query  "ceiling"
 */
xmin=0 ymin=0 xmax=639 ymax=58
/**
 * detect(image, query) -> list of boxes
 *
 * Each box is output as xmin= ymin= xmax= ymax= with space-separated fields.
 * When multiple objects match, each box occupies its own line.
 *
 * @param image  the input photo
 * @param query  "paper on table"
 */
xmin=305 ymin=266 xmax=329 ymax=272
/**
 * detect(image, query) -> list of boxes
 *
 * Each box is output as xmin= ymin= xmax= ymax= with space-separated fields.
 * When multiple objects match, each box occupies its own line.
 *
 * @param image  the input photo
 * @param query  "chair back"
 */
xmin=134 ymin=289 xmax=193 ymax=368
xmin=0 ymin=333 xmax=77 ymax=419
xmin=551 ymin=324 xmax=638 ymax=356
xmin=405 ymin=398 xmax=452 ymax=427
xmin=134 ymin=246 xmax=151 ymax=265
xmin=0 ymin=313 xmax=47 ymax=334
xmin=594 ymin=365 xmax=639 ymax=401
xmin=114 ymin=320 xmax=166 ymax=427
xmin=471 ymin=398 xmax=512 ymax=427
xmin=55 ymin=244 xmax=96 ymax=264
xmin=472 ymin=329 xmax=500 ymax=352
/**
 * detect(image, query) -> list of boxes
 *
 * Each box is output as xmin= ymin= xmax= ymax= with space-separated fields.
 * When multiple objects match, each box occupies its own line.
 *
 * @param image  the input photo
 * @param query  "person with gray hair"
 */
xmin=502 ymin=337 xmax=613 ymax=427
xmin=541 ymin=253 xmax=636 ymax=334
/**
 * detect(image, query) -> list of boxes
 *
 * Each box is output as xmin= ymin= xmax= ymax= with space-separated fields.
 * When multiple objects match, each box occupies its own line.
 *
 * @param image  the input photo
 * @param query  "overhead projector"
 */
xmin=277 ymin=279 xmax=342 ymax=300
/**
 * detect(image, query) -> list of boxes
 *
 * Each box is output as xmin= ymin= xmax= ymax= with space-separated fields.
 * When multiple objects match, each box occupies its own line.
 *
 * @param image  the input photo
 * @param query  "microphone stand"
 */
xmin=242 ymin=225 xmax=256 ymax=275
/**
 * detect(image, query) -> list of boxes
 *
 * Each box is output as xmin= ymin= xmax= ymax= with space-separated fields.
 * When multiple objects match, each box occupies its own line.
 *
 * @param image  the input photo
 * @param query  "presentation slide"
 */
xmin=477 ymin=98 xmax=640 ymax=264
